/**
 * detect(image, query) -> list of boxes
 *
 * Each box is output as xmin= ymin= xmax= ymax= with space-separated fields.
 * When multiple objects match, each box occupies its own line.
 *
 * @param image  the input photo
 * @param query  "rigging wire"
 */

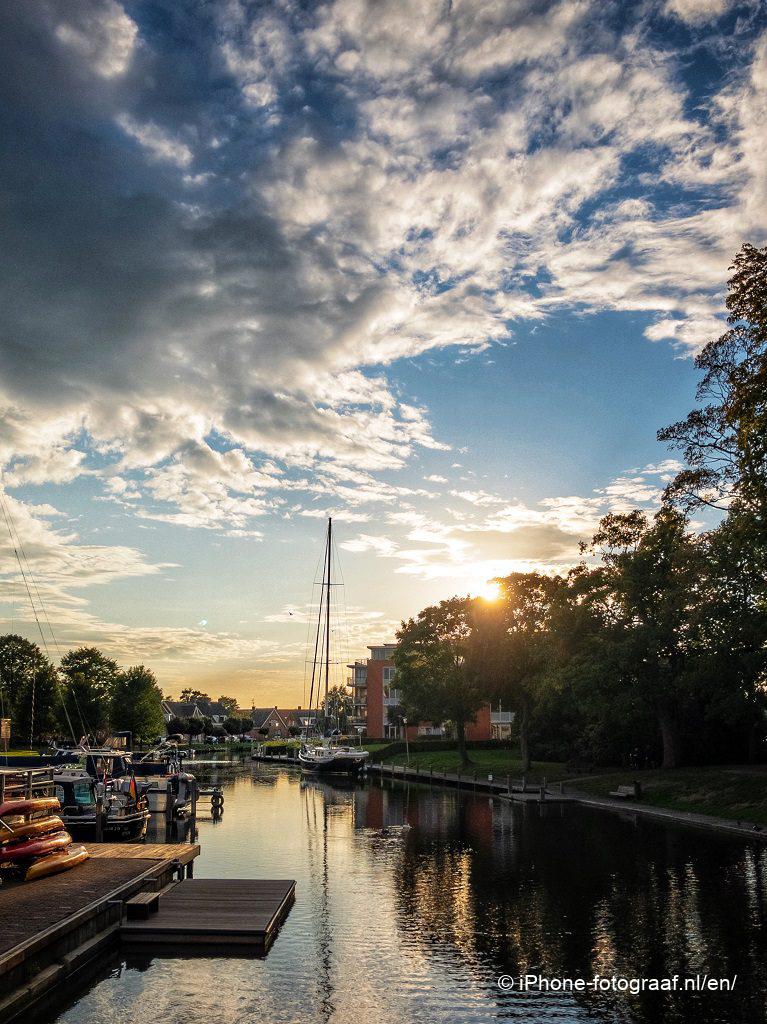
xmin=0 ymin=484 xmax=79 ymax=745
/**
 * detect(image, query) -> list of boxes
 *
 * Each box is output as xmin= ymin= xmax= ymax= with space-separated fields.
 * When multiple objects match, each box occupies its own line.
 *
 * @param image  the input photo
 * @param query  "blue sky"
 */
xmin=0 ymin=0 xmax=765 ymax=706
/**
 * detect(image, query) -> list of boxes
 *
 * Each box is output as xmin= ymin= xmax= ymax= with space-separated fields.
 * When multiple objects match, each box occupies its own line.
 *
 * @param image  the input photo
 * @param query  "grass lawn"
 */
xmin=566 ymin=765 xmax=767 ymax=826
xmin=375 ymin=746 xmax=564 ymax=782
xmin=1 ymin=749 xmax=39 ymax=757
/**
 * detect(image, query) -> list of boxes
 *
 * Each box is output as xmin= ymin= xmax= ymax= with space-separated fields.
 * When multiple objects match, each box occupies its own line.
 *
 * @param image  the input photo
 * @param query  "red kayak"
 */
xmin=0 ymin=797 xmax=61 ymax=820
xmin=0 ymin=831 xmax=72 ymax=863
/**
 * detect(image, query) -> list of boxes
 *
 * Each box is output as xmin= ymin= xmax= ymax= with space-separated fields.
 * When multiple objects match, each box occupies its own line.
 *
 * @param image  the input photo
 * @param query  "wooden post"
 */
xmin=506 ymin=774 xmax=511 ymax=795
xmin=25 ymin=771 xmax=33 ymax=798
xmin=521 ymin=774 xmax=527 ymax=793
xmin=165 ymin=779 xmax=174 ymax=838
xmin=189 ymin=778 xmax=198 ymax=839
xmin=0 ymin=774 xmax=5 ymax=805
xmin=95 ymin=784 xmax=104 ymax=843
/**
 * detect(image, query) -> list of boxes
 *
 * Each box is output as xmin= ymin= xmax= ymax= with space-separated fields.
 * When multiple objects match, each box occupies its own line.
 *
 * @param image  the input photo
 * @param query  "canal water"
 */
xmin=45 ymin=763 xmax=766 ymax=1024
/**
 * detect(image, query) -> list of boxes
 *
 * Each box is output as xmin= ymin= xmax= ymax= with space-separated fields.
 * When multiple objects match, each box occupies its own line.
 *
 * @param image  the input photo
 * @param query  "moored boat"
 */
xmin=54 ymin=769 xmax=150 ymax=842
xmin=298 ymin=743 xmax=369 ymax=774
xmin=298 ymin=519 xmax=370 ymax=777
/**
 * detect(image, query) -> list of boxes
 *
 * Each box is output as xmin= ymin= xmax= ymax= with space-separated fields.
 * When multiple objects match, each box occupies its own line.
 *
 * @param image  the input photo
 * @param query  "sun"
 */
xmin=474 ymin=578 xmax=502 ymax=602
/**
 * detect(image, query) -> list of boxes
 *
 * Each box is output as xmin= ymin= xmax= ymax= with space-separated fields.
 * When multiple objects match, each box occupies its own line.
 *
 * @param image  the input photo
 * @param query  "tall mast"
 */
xmin=324 ymin=517 xmax=332 ymax=705
xmin=307 ymin=526 xmax=330 ymax=719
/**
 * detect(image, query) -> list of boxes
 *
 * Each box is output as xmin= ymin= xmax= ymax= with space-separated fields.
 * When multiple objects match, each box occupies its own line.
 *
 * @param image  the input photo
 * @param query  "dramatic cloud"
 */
xmin=0 ymin=1 xmax=764 ymax=694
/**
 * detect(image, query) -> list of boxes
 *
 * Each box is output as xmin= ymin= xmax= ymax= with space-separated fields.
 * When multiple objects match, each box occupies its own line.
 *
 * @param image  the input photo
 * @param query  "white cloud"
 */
xmin=664 ymin=0 xmax=730 ymax=25
xmin=116 ymin=115 xmax=194 ymax=167
xmin=55 ymin=1 xmax=137 ymax=78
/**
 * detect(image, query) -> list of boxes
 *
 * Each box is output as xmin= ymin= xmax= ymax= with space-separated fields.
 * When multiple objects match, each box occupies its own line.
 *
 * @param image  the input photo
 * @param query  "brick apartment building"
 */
xmin=349 ymin=642 xmax=514 ymax=741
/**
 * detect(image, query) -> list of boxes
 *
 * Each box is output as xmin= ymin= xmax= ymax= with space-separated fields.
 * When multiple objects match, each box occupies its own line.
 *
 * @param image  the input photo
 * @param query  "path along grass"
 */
xmin=369 ymin=745 xmax=767 ymax=826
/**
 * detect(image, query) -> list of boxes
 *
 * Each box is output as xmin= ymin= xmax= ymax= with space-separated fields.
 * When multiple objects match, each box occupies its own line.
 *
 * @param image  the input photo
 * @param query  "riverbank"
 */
xmin=371 ymin=748 xmax=767 ymax=826
xmin=565 ymin=765 xmax=767 ymax=827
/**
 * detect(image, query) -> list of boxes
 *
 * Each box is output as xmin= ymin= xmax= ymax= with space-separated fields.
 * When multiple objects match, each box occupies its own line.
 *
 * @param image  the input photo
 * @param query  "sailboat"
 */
xmin=297 ymin=519 xmax=369 ymax=776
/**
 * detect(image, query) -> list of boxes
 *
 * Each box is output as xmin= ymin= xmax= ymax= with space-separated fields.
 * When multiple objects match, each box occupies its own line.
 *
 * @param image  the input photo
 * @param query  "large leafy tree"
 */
xmin=59 ymin=647 xmax=119 ymax=739
xmin=582 ymin=506 xmax=705 ymax=769
xmin=179 ymin=687 xmax=210 ymax=703
xmin=691 ymin=510 xmax=767 ymax=762
xmin=111 ymin=665 xmax=165 ymax=742
xmin=0 ymin=635 xmax=60 ymax=744
xmin=472 ymin=573 xmax=564 ymax=771
xmin=217 ymin=695 xmax=239 ymax=716
xmin=395 ymin=597 xmax=485 ymax=767
xmin=659 ymin=243 xmax=767 ymax=519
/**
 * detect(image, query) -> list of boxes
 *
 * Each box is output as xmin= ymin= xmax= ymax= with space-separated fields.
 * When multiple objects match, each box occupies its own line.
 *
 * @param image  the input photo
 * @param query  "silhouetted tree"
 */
xmin=395 ymin=597 xmax=485 ymax=768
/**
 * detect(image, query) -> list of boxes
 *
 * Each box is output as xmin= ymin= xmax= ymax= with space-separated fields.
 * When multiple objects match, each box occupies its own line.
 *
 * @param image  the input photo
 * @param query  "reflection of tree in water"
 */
xmin=385 ymin=786 xmax=767 ymax=1023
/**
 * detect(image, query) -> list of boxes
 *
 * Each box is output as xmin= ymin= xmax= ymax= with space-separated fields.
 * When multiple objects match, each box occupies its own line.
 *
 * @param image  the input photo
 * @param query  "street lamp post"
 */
xmin=403 ymin=716 xmax=410 ymax=766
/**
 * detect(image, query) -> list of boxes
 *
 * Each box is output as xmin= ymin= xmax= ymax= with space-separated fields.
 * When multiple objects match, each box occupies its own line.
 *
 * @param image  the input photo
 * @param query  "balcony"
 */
xmin=383 ymin=696 xmax=400 ymax=707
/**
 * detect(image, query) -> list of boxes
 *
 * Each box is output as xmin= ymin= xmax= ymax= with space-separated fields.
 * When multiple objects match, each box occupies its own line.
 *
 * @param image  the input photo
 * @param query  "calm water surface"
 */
xmin=45 ymin=763 xmax=767 ymax=1024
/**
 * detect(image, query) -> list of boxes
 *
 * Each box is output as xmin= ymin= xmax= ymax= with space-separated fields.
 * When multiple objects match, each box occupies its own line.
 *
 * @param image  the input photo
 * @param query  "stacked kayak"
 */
xmin=0 ymin=796 xmax=89 ymax=881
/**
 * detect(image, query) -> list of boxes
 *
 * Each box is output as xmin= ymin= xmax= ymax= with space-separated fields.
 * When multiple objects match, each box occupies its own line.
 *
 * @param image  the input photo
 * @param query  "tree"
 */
xmin=0 ymin=635 xmax=60 ymax=744
xmin=395 ymin=597 xmax=485 ymax=768
xmin=659 ymin=243 xmax=767 ymax=520
xmin=111 ymin=665 xmax=164 ymax=742
xmin=59 ymin=647 xmax=119 ymax=738
xmin=183 ymin=716 xmax=204 ymax=746
xmin=166 ymin=715 xmax=188 ymax=736
xmin=217 ymin=695 xmax=239 ymax=717
xmin=472 ymin=573 xmax=564 ymax=772
xmin=321 ymin=685 xmax=353 ymax=731
xmin=179 ymin=688 xmax=210 ymax=703
xmin=691 ymin=510 xmax=767 ymax=763
xmin=582 ymin=506 xmax=705 ymax=769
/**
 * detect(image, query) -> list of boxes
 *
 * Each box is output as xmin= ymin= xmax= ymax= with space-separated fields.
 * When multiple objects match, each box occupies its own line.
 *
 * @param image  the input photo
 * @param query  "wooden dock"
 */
xmin=122 ymin=878 xmax=296 ymax=953
xmin=0 ymin=842 xmax=199 ymax=1024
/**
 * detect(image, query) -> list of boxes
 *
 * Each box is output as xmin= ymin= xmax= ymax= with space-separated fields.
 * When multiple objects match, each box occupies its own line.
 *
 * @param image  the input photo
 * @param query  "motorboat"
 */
xmin=132 ymin=745 xmax=197 ymax=815
xmin=53 ymin=769 xmax=150 ymax=842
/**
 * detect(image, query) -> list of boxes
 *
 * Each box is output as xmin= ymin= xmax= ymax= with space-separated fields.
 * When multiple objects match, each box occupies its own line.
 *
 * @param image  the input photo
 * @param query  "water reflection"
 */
xmin=43 ymin=765 xmax=767 ymax=1024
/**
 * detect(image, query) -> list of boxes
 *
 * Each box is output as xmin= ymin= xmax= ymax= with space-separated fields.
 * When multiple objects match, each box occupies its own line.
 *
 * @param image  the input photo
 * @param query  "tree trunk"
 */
xmin=519 ymin=698 xmax=531 ymax=773
xmin=457 ymin=719 xmax=471 ymax=769
xmin=658 ymin=704 xmax=681 ymax=769
xmin=747 ymin=718 xmax=759 ymax=765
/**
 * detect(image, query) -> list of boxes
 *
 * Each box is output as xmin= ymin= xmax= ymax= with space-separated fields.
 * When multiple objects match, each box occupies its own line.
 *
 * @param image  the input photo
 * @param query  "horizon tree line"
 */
xmin=395 ymin=244 xmax=767 ymax=770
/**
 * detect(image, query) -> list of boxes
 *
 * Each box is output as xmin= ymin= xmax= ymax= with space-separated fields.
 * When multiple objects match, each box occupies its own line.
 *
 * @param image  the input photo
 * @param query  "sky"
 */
xmin=0 ymin=0 xmax=765 ymax=709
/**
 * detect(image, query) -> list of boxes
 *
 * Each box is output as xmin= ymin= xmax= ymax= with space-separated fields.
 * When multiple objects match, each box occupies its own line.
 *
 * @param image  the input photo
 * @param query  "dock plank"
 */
xmin=83 ymin=843 xmax=199 ymax=865
xmin=0 ymin=859 xmax=158 ymax=957
xmin=121 ymin=878 xmax=295 ymax=952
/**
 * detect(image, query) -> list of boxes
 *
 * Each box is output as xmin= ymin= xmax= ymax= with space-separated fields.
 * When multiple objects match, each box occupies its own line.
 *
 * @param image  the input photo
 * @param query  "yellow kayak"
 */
xmin=23 ymin=844 xmax=89 ymax=881
xmin=0 ymin=815 xmax=65 ymax=845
